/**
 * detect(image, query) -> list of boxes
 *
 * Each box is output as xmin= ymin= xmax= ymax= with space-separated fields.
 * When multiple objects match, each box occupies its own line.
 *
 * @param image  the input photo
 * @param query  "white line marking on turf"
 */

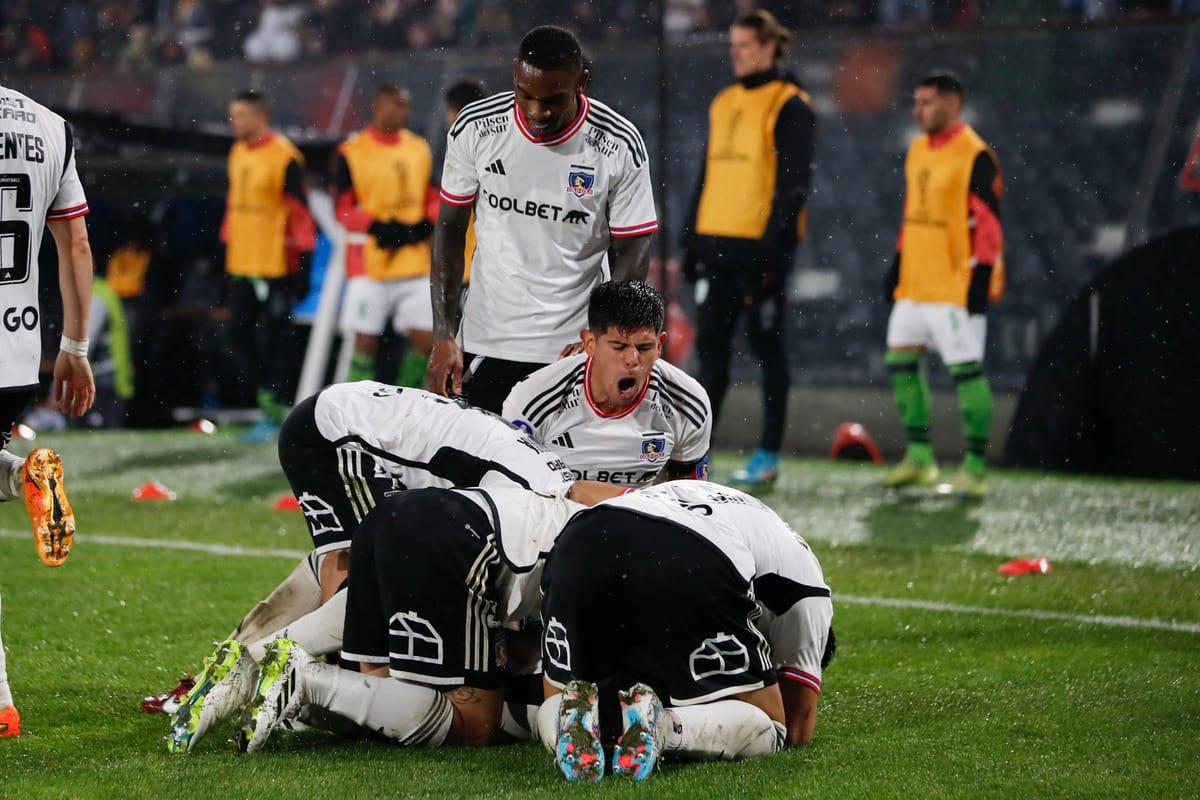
xmin=839 ymin=594 xmax=1200 ymax=635
xmin=3 ymin=529 xmax=1197 ymax=634
xmin=0 ymin=528 xmax=308 ymax=560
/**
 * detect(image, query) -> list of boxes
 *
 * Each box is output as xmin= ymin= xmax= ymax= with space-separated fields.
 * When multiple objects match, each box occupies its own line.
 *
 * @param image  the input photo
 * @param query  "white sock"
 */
xmin=229 ymin=553 xmax=322 ymax=645
xmin=535 ymin=694 xmax=563 ymax=754
xmin=303 ymin=664 xmax=453 ymax=747
xmin=500 ymin=701 xmax=539 ymax=741
xmin=0 ymin=592 xmax=13 ymax=708
xmin=249 ymin=587 xmax=346 ymax=661
xmin=0 ymin=450 xmax=23 ymax=501
xmin=661 ymin=701 xmax=785 ymax=760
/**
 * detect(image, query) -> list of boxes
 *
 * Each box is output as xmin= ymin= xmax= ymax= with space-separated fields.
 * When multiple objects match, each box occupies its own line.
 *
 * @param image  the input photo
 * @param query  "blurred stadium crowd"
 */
xmin=3 ymin=0 xmax=1197 ymax=74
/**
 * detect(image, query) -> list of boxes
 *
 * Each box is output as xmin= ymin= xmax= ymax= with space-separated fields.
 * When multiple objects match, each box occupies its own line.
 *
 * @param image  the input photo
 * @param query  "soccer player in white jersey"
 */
xmin=0 ymin=84 xmax=96 ymax=738
xmin=537 ymin=480 xmax=835 ymax=782
xmin=503 ymin=281 xmax=711 ymax=487
xmin=428 ymin=25 xmax=659 ymax=413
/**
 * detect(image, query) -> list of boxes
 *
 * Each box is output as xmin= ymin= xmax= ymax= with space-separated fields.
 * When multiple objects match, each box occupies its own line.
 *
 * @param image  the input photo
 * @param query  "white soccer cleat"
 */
xmin=612 ymin=682 xmax=664 ymax=781
xmin=238 ymin=638 xmax=313 ymax=753
xmin=167 ymin=640 xmax=258 ymax=753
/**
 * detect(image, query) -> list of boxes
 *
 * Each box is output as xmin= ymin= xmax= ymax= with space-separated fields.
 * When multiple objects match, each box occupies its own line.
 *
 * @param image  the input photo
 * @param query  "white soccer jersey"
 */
xmin=0 ymin=86 xmax=89 ymax=389
xmin=602 ymin=481 xmax=833 ymax=693
xmin=313 ymin=382 xmax=573 ymax=494
xmin=440 ymin=92 xmax=658 ymax=363
xmin=455 ymin=486 xmax=586 ymax=623
xmin=502 ymin=354 xmax=711 ymax=487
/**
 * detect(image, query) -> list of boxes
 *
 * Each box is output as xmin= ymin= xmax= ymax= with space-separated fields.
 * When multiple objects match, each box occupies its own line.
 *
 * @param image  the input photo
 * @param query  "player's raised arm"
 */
xmin=428 ymin=200 xmax=472 ymax=396
xmin=47 ymin=215 xmax=95 ymax=418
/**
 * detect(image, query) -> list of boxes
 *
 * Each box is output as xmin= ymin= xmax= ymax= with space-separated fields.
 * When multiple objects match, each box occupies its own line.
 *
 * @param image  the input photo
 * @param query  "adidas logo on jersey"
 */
xmin=551 ymin=433 xmax=575 ymax=449
xmin=485 ymin=159 xmax=506 ymax=175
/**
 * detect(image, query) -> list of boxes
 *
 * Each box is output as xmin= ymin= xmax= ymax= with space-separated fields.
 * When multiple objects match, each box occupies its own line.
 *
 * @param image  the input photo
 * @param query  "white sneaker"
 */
xmin=611 ymin=683 xmax=663 ymax=781
xmin=238 ymin=638 xmax=313 ymax=753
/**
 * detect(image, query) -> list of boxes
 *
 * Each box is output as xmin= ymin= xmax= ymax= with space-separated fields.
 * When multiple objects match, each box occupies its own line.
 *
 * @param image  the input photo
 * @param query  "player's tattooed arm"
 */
xmin=429 ymin=201 xmax=473 ymax=396
xmin=608 ymin=234 xmax=652 ymax=281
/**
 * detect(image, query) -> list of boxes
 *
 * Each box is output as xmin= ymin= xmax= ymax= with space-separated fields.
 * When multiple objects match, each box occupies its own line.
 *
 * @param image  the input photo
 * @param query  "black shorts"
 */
xmin=541 ymin=507 xmax=777 ymax=706
xmin=461 ymin=352 xmax=545 ymax=415
xmin=340 ymin=489 xmax=505 ymax=689
xmin=0 ymin=388 xmax=35 ymax=449
xmin=277 ymin=392 xmax=396 ymax=555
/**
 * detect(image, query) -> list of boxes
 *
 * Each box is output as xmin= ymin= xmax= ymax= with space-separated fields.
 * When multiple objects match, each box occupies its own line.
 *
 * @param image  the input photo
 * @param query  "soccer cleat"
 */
xmin=0 ymin=705 xmax=21 ymax=737
xmin=935 ymin=469 xmax=987 ymax=499
xmin=880 ymin=458 xmax=939 ymax=489
xmin=238 ymin=638 xmax=312 ymax=753
xmin=554 ymin=680 xmax=604 ymax=783
xmin=729 ymin=450 xmax=780 ymax=487
xmin=23 ymin=447 xmax=75 ymax=567
xmin=237 ymin=420 xmax=281 ymax=444
xmin=167 ymin=640 xmax=257 ymax=753
xmin=141 ymin=675 xmax=195 ymax=715
xmin=612 ymin=683 xmax=663 ymax=781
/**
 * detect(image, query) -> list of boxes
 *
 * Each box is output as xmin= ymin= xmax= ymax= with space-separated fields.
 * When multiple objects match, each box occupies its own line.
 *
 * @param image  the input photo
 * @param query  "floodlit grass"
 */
xmin=0 ymin=429 xmax=1197 ymax=799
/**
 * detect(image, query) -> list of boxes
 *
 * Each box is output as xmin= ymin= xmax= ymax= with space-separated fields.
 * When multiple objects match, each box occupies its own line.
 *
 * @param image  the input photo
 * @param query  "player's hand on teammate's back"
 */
xmin=53 ymin=351 xmax=95 ymax=418
xmin=427 ymin=338 xmax=464 ymax=397
xmin=558 ymin=341 xmax=585 ymax=359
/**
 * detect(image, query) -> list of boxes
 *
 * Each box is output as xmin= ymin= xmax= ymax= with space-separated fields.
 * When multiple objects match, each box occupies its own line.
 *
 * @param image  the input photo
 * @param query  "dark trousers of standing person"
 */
xmin=693 ymin=256 xmax=790 ymax=453
xmin=227 ymin=276 xmax=298 ymax=420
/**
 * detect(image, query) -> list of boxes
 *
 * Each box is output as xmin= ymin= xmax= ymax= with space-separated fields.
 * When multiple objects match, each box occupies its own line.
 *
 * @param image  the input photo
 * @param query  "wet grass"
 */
xmin=0 ymin=430 xmax=1196 ymax=799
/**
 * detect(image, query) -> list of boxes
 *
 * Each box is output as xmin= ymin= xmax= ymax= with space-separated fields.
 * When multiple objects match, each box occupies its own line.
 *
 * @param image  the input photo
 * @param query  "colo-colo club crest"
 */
xmin=567 ymin=169 xmax=595 ymax=197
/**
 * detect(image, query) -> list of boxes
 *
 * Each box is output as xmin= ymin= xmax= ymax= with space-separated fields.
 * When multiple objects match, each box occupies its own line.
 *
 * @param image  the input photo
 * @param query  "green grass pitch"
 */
xmin=0 ymin=428 xmax=1197 ymax=799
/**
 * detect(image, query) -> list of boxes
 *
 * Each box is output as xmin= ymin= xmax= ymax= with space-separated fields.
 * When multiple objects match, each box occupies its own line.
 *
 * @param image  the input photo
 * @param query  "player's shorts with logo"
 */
xmin=341 ymin=489 xmax=504 ymax=689
xmin=885 ymin=299 xmax=987 ymax=365
xmin=541 ymin=507 xmax=776 ymax=706
xmin=277 ymin=393 xmax=396 ymax=555
xmin=339 ymin=275 xmax=434 ymax=336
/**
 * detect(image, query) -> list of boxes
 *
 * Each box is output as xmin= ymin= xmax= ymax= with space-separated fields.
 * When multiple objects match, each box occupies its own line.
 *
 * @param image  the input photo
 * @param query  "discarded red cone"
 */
xmin=190 ymin=419 xmax=217 ymax=434
xmin=11 ymin=423 xmax=35 ymax=441
xmin=998 ymin=557 xmax=1051 ymax=576
xmin=829 ymin=422 xmax=883 ymax=464
xmin=273 ymin=494 xmax=300 ymax=511
xmin=132 ymin=481 xmax=177 ymax=501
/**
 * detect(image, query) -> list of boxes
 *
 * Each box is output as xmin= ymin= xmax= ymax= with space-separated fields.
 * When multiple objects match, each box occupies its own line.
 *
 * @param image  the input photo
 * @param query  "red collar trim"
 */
xmin=927 ymin=122 xmax=965 ymax=150
xmin=583 ymin=355 xmax=648 ymax=419
xmin=368 ymin=126 xmax=402 ymax=145
xmin=514 ymin=95 xmax=590 ymax=146
xmin=244 ymin=131 xmax=277 ymax=150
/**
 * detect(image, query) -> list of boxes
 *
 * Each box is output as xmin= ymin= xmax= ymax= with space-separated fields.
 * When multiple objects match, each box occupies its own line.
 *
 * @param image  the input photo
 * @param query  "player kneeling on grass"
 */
xmin=146 ymin=382 xmax=578 ymax=716
xmin=536 ymin=480 xmax=834 ymax=782
xmin=167 ymin=484 xmax=601 ymax=752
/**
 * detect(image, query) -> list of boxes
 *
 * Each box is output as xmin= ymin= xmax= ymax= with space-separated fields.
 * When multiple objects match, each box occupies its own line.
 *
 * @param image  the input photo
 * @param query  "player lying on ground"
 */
xmin=503 ymin=280 xmax=711 ymax=488
xmin=537 ymin=480 xmax=835 ymax=782
xmin=145 ymin=383 xmax=601 ymax=714
xmin=167 ymin=486 xmax=587 ymax=752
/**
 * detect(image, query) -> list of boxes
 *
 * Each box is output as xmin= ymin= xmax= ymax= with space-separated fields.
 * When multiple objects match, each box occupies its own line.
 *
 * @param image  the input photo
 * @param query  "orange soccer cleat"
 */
xmin=23 ymin=447 xmax=76 ymax=567
xmin=0 ymin=705 xmax=21 ymax=737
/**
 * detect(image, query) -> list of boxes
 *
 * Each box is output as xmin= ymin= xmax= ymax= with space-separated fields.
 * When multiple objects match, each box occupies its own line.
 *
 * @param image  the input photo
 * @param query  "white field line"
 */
xmin=4 ymin=528 xmax=1198 ymax=634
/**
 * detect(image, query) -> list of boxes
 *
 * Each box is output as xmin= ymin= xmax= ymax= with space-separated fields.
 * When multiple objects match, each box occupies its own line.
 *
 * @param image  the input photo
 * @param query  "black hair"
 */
xmin=444 ymin=79 xmax=487 ymax=113
xmin=918 ymin=71 xmax=965 ymax=100
xmin=588 ymin=281 xmax=665 ymax=335
xmin=374 ymin=83 xmax=408 ymax=101
xmin=516 ymin=25 xmax=584 ymax=72
xmin=233 ymin=89 xmax=268 ymax=113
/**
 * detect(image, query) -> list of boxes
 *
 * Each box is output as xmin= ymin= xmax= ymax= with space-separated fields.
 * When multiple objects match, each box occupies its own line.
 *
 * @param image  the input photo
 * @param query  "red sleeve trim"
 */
xmin=779 ymin=667 xmax=821 ymax=694
xmin=440 ymin=189 xmax=476 ymax=207
xmin=336 ymin=189 xmax=372 ymax=233
xmin=610 ymin=220 xmax=658 ymax=238
xmin=969 ymin=193 xmax=1002 ymax=265
xmin=47 ymin=202 xmax=89 ymax=220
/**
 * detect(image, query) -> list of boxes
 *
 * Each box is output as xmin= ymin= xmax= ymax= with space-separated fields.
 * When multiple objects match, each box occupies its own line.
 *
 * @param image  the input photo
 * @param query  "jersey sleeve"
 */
xmin=439 ymin=125 xmax=478 ymax=207
xmin=766 ymin=592 xmax=833 ymax=695
xmin=48 ymin=121 xmax=88 ymax=221
xmin=501 ymin=375 xmax=541 ymax=440
xmin=607 ymin=140 xmax=658 ymax=239
xmin=663 ymin=368 xmax=713 ymax=466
